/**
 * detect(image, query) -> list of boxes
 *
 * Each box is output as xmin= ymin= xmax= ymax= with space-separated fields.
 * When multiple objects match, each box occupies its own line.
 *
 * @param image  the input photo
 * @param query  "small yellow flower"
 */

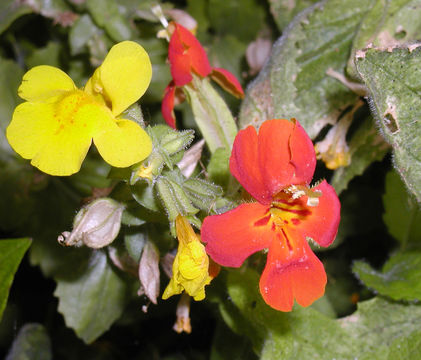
xmin=7 ymin=41 xmax=153 ymax=176
xmin=162 ymin=215 xmax=213 ymax=301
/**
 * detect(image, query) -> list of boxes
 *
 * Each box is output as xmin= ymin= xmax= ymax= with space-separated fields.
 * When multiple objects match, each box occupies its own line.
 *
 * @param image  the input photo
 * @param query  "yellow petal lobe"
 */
xmin=18 ymin=65 xmax=76 ymax=103
xmin=93 ymin=119 xmax=152 ymax=168
xmin=86 ymin=41 xmax=152 ymax=116
xmin=7 ymin=90 xmax=110 ymax=176
xmin=162 ymin=216 xmax=212 ymax=301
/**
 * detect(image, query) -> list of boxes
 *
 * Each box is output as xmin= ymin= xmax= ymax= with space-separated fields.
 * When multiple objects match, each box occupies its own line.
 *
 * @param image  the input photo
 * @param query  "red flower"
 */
xmin=201 ymin=119 xmax=340 ymax=311
xmin=162 ymin=22 xmax=244 ymax=128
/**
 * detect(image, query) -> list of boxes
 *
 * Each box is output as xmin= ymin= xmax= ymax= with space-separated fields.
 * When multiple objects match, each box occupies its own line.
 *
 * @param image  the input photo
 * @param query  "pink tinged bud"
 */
xmin=138 ymin=241 xmax=160 ymax=305
xmin=173 ymin=293 xmax=192 ymax=334
xmin=177 ymin=139 xmax=205 ymax=178
xmin=58 ymin=198 xmax=124 ymax=249
xmin=166 ymin=9 xmax=197 ymax=32
xmin=246 ymin=38 xmax=272 ymax=75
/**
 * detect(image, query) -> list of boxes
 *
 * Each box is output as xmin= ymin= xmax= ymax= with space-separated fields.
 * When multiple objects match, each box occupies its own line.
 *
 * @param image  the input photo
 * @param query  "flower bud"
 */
xmin=58 ymin=198 xmax=124 ymax=249
xmin=246 ymin=37 xmax=272 ymax=75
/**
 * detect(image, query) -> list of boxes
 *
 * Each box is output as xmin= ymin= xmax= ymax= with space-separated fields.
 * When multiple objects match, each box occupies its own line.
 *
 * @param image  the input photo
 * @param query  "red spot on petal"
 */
xmin=291 ymin=218 xmax=300 ymax=226
xmin=254 ymin=214 xmax=271 ymax=227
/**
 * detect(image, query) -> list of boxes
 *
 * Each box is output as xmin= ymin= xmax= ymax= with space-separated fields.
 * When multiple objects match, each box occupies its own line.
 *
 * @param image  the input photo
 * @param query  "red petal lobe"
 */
xmin=169 ymin=23 xmax=211 ymax=86
xmin=202 ymin=202 xmax=272 ymax=267
xmin=289 ymin=120 xmax=317 ymax=185
xmin=210 ymin=68 xmax=244 ymax=99
xmin=258 ymin=119 xmax=316 ymax=197
xmin=169 ymin=25 xmax=193 ymax=86
xmin=162 ymin=82 xmax=177 ymax=128
xmin=289 ymin=180 xmax=340 ymax=247
xmin=229 ymin=125 xmax=272 ymax=204
xmin=259 ymin=233 xmax=327 ymax=311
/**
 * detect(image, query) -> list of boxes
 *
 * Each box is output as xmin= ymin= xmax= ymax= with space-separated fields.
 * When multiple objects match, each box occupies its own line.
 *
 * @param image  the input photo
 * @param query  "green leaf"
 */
xmin=239 ymin=0 xmax=377 ymax=139
xmin=224 ymin=268 xmax=421 ymax=359
xmin=0 ymin=0 xmax=32 ymax=35
xmin=0 ymin=238 xmax=31 ymax=322
xmin=185 ymin=76 xmax=238 ymax=153
xmin=26 ymin=42 xmax=61 ymax=68
xmin=69 ymin=14 xmax=102 ymax=56
xmin=207 ymin=0 xmax=265 ymax=42
xmin=124 ymin=230 xmax=146 ymax=262
xmin=331 ymin=116 xmax=390 ymax=194
xmin=356 ymin=46 xmax=421 ymax=202
xmin=207 ymin=147 xmax=230 ymax=188
xmin=131 ymin=180 xmax=161 ymax=212
xmin=208 ymin=35 xmax=247 ymax=82
xmin=383 ymin=169 xmax=421 ymax=249
xmin=268 ymin=0 xmax=319 ymax=31
xmin=140 ymin=37 xmax=172 ymax=103
xmin=347 ymin=0 xmax=421 ymax=79
xmin=0 ymin=58 xmax=24 ymax=161
xmin=5 ymin=323 xmax=52 ymax=360
xmin=55 ymin=250 xmax=130 ymax=344
xmin=86 ymin=0 xmax=133 ymax=42
xmin=353 ymin=251 xmax=421 ymax=301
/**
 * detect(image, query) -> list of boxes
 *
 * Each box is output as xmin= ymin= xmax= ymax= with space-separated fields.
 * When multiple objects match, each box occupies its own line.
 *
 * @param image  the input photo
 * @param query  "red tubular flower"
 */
xmin=201 ymin=119 xmax=340 ymax=312
xmin=161 ymin=22 xmax=244 ymax=128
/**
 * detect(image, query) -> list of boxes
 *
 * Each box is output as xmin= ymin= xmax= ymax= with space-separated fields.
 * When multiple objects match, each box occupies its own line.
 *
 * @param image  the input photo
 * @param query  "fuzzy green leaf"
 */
xmin=347 ymin=0 xmax=421 ymax=79
xmin=239 ymin=0 xmax=377 ymax=138
xmin=0 ymin=238 xmax=31 ymax=322
xmin=5 ymin=323 xmax=52 ymax=360
xmin=223 ymin=268 xmax=421 ymax=359
xmin=55 ymin=250 xmax=129 ymax=344
xmin=353 ymin=251 xmax=421 ymax=301
xmin=356 ymin=46 xmax=421 ymax=202
xmin=268 ymin=0 xmax=319 ymax=31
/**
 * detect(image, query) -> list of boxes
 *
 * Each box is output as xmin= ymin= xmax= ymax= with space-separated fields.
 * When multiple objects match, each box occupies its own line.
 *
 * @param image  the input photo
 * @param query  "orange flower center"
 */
xmin=53 ymin=90 xmax=92 ymax=132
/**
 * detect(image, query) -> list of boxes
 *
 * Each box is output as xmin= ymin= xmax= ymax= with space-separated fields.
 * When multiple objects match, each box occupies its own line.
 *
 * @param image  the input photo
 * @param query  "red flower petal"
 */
xmin=210 ymin=68 xmax=244 ymax=99
xmin=230 ymin=120 xmax=316 ymax=204
xmin=169 ymin=23 xmax=212 ymax=86
xmin=287 ymin=180 xmax=340 ymax=247
xmin=202 ymin=202 xmax=273 ymax=267
xmin=162 ymin=82 xmax=177 ymax=128
xmin=259 ymin=231 xmax=327 ymax=311
xmin=229 ymin=125 xmax=272 ymax=204
xmin=258 ymin=119 xmax=316 ymax=196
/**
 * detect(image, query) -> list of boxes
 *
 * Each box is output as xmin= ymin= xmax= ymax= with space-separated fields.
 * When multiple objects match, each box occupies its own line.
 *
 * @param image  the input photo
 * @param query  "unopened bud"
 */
xmin=166 ymin=9 xmax=197 ymax=33
xmin=138 ymin=241 xmax=160 ymax=305
xmin=58 ymin=198 xmax=124 ymax=249
xmin=246 ymin=38 xmax=272 ymax=75
xmin=173 ymin=293 xmax=192 ymax=334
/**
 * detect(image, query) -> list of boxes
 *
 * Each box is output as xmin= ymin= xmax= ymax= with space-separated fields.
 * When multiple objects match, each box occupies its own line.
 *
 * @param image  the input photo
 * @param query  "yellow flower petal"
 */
xmin=18 ymin=65 xmax=76 ymax=103
xmin=162 ymin=216 xmax=213 ymax=301
xmin=7 ymin=91 xmax=109 ymax=176
xmin=93 ymin=119 xmax=152 ymax=168
xmin=7 ymin=102 xmax=56 ymax=159
xmin=85 ymin=41 xmax=152 ymax=116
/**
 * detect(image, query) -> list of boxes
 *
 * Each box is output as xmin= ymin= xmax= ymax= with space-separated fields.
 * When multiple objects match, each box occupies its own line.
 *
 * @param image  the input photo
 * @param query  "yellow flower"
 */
xmin=162 ymin=215 xmax=214 ymax=301
xmin=6 ymin=41 xmax=153 ymax=176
